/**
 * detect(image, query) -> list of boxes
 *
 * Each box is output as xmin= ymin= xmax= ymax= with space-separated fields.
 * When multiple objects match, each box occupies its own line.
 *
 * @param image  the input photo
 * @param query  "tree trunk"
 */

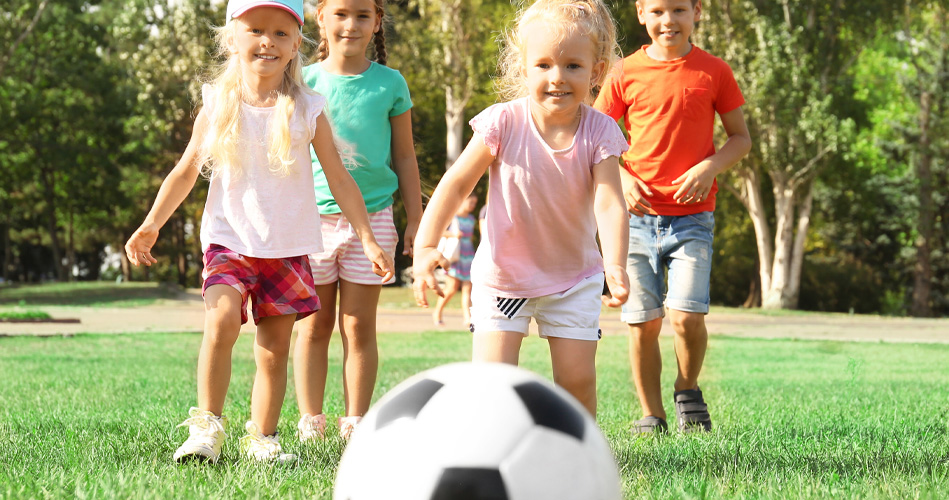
xmin=739 ymin=168 xmax=773 ymax=295
xmin=911 ymin=89 xmax=933 ymax=317
xmin=66 ymin=210 xmax=75 ymax=282
xmin=787 ymin=181 xmax=814 ymax=309
xmin=445 ymin=87 xmax=465 ymax=168
xmin=763 ymin=177 xmax=795 ymax=309
xmin=2 ymin=223 xmax=9 ymax=282
xmin=120 ymin=237 xmax=130 ymax=282
xmin=175 ymin=217 xmax=188 ymax=287
xmin=442 ymin=0 xmax=468 ymax=169
xmin=38 ymin=163 xmax=65 ymax=281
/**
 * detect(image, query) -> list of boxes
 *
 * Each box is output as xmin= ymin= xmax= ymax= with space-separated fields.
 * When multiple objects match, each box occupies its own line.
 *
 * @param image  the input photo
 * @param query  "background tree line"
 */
xmin=1 ymin=0 xmax=946 ymax=316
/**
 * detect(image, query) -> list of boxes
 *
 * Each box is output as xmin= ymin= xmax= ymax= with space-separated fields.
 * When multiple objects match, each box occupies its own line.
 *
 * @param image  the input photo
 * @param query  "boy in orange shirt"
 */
xmin=594 ymin=0 xmax=751 ymax=435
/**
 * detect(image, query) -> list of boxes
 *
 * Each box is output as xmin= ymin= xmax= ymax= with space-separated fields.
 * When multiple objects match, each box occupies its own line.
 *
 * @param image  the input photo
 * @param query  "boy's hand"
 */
xmin=125 ymin=223 xmax=159 ymax=267
xmin=601 ymin=264 xmax=629 ymax=308
xmin=624 ymin=177 xmax=653 ymax=217
xmin=672 ymin=162 xmax=716 ymax=204
xmin=363 ymin=241 xmax=395 ymax=283
xmin=412 ymin=246 xmax=449 ymax=307
xmin=401 ymin=220 xmax=419 ymax=257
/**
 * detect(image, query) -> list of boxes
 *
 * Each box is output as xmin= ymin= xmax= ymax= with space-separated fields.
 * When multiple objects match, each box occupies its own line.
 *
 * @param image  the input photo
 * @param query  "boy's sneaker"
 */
xmin=338 ymin=416 xmax=362 ymax=440
xmin=297 ymin=413 xmax=327 ymax=443
xmin=673 ymin=387 xmax=712 ymax=433
xmin=173 ymin=407 xmax=227 ymax=463
xmin=240 ymin=421 xmax=297 ymax=463
xmin=631 ymin=415 xmax=668 ymax=437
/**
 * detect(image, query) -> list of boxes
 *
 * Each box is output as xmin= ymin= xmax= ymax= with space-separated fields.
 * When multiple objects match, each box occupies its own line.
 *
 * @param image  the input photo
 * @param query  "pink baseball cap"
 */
xmin=226 ymin=0 xmax=305 ymax=25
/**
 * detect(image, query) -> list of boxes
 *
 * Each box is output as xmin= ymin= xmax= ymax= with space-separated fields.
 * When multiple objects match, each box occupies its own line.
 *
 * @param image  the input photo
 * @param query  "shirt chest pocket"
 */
xmin=682 ymin=87 xmax=712 ymax=119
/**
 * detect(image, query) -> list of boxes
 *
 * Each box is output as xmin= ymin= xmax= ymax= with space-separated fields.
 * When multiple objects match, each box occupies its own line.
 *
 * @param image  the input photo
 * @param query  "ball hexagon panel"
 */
xmin=333 ymin=362 xmax=621 ymax=500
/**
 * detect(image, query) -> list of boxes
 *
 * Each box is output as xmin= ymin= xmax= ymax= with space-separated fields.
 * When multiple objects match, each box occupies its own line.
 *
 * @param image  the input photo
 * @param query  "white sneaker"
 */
xmin=240 ymin=421 xmax=297 ymax=463
xmin=338 ymin=416 xmax=362 ymax=440
xmin=297 ymin=413 xmax=327 ymax=443
xmin=173 ymin=407 xmax=227 ymax=463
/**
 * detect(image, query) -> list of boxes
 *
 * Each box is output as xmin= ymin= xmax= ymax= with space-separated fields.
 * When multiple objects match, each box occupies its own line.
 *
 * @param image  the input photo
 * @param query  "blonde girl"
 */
xmin=125 ymin=0 xmax=393 ymax=463
xmin=413 ymin=0 xmax=630 ymax=416
xmin=293 ymin=0 xmax=422 ymax=441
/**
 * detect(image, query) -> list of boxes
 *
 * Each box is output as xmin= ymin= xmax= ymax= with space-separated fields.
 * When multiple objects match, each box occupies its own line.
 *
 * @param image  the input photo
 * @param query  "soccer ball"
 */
xmin=333 ymin=362 xmax=622 ymax=500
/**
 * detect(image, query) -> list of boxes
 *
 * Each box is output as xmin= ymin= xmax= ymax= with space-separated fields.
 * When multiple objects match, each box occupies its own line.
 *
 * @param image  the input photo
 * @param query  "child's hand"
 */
xmin=402 ymin=221 xmax=419 ymax=257
xmin=412 ymin=246 xmax=449 ymax=307
xmin=363 ymin=241 xmax=395 ymax=283
xmin=625 ymin=177 xmax=653 ymax=217
xmin=672 ymin=162 xmax=716 ymax=204
xmin=601 ymin=264 xmax=629 ymax=308
xmin=125 ymin=223 xmax=159 ymax=267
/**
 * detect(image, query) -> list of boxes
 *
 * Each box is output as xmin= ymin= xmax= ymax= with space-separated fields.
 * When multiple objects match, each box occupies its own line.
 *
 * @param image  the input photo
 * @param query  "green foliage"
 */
xmin=0 ymin=310 xmax=52 ymax=321
xmin=1 ymin=332 xmax=947 ymax=498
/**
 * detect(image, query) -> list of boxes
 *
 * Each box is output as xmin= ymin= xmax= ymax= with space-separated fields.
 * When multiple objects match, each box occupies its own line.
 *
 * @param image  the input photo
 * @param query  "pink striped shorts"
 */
xmin=309 ymin=206 xmax=398 ymax=285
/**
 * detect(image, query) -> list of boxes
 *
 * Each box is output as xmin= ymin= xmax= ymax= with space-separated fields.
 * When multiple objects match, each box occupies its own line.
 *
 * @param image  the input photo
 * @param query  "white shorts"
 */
xmin=469 ymin=273 xmax=604 ymax=341
xmin=309 ymin=206 xmax=398 ymax=286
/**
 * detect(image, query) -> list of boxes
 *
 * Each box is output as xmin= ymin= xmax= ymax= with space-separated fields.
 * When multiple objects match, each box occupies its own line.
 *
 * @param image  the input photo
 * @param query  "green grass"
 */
xmin=0 ymin=282 xmax=184 ymax=307
xmin=0 ymin=310 xmax=52 ymax=321
xmin=1 ymin=330 xmax=947 ymax=499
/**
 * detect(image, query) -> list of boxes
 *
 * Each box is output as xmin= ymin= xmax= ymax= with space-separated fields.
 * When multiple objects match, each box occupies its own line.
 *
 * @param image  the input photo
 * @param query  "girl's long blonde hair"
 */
xmin=496 ymin=0 xmax=622 ymax=102
xmin=201 ymin=21 xmax=316 ymax=178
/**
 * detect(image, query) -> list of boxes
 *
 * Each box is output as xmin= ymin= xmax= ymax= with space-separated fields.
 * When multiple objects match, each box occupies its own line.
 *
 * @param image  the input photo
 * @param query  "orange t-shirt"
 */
xmin=594 ymin=45 xmax=745 ymax=215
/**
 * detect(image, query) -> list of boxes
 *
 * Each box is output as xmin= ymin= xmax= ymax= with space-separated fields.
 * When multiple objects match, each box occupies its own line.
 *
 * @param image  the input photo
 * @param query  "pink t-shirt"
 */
xmin=199 ymin=84 xmax=326 ymax=258
xmin=470 ymin=98 xmax=628 ymax=298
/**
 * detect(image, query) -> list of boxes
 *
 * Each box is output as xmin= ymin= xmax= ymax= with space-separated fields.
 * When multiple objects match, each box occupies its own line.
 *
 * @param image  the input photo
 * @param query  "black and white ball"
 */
xmin=333 ymin=362 xmax=622 ymax=500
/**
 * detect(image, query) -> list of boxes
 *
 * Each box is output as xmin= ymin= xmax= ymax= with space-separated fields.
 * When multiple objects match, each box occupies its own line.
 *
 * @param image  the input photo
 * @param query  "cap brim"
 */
xmin=230 ymin=3 xmax=303 ymax=25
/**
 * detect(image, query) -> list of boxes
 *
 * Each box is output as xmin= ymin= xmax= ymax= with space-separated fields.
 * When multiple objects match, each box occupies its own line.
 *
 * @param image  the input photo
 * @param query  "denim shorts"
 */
xmin=622 ymin=212 xmax=715 ymax=324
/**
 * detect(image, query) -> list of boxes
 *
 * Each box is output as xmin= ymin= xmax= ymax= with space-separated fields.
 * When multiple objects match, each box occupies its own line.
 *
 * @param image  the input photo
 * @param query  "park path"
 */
xmin=2 ymin=289 xmax=949 ymax=343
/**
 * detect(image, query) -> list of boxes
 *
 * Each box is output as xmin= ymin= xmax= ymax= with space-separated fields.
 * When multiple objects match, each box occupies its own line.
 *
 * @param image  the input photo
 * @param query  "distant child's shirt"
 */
xmin=595 ymin=45 xmax=745 ymax=216
xmin=199 ymin=84 xmax=326 ymax=258
xmin=303 ymin=62 xmax=413 ymax=214
xmin=471 ymin=98 xmax=628 ymax=298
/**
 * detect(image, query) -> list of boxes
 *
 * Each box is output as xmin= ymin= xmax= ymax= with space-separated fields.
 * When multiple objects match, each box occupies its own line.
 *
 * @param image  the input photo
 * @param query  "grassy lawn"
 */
xmin=1 ymin=329 xmax=947 ymax=499
xmin=0 ymin=282 xmax=184 ymax=307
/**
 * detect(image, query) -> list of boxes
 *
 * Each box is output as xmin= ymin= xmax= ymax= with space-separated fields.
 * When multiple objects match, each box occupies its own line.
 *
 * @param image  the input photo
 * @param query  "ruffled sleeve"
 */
xmin=304 ymin=91 xmax=327 ymax=140
xmin=468 ymin=103 xmax=508 ymax=157
xmin=201 ymin=84 xmax=215 ymax=116
xmin=591 ymin=110 xmax=629 ymax=164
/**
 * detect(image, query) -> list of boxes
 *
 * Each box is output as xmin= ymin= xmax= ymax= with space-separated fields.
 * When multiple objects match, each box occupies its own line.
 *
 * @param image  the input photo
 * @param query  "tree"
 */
xmin=391 ymin=0 xmax=509 ymax=169
xmin=0 ymin=0 xmax=131 ymax=281
xmin=104 ymin=0 xmax=220 ymax=285
xmin=693 ymin=0 xmax=902 ymax=309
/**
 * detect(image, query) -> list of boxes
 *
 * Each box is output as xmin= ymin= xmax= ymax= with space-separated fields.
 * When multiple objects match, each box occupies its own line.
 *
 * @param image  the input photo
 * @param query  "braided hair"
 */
xmin=314 ymin=0 xmax=388 ymax=65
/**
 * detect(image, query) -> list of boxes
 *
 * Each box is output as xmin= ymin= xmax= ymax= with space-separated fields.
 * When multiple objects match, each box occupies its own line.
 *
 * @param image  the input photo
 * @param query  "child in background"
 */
xmin=431 ymin=193 xmax=478 ymax=328
xmin=293 ymin=0 xmax=422 ymax=441
xmin=125 ymin=0 xmax=393 ymax=463
xmin=594 ymin=0 xmax=751 ymax=434
xmin=413 ymin=0 xmax=630 ymax=416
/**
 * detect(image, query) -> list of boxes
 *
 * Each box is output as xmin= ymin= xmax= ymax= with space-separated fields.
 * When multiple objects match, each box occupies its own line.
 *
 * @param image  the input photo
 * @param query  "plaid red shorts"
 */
xmin=201 ymin=244 xmax=320 ymax=325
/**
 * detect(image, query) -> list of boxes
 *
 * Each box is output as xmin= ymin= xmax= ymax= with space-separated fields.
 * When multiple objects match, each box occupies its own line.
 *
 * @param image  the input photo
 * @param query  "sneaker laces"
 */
xmin=178 ymin=407 xmax=227 ymax=444
xmin=338 ymin=416 xmax=362 ymax=440
xmin=240 ymin=421 xmax=288 ymax=461
xmin=297 ymin=413 xmax=327 ymax=441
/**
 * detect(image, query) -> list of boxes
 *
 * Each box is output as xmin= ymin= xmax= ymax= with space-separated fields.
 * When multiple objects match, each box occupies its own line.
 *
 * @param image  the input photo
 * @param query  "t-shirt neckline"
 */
xmin=525 ymin=98 xmax=584 ymax=154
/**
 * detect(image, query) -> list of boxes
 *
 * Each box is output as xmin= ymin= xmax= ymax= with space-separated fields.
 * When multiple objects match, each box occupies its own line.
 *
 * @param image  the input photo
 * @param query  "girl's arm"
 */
xmin=413 ymin=134 xmax=493 ymax=306
xmin=389 ymin=110 xmax=423 ymax=257
xmin=672 ymin=106 xmax=752 ymax=204
xmin=125 ymin=109 xmax=209 ymax=266
xmin=312 ymin=113 xmax=394 ymax=282
xmin=592 ymin=155 xmax=630 ymax=308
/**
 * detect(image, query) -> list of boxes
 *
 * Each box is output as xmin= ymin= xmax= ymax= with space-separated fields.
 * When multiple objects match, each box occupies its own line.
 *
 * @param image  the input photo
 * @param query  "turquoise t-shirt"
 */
xmin=302 ymin=61 xmax=413 ymax=214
